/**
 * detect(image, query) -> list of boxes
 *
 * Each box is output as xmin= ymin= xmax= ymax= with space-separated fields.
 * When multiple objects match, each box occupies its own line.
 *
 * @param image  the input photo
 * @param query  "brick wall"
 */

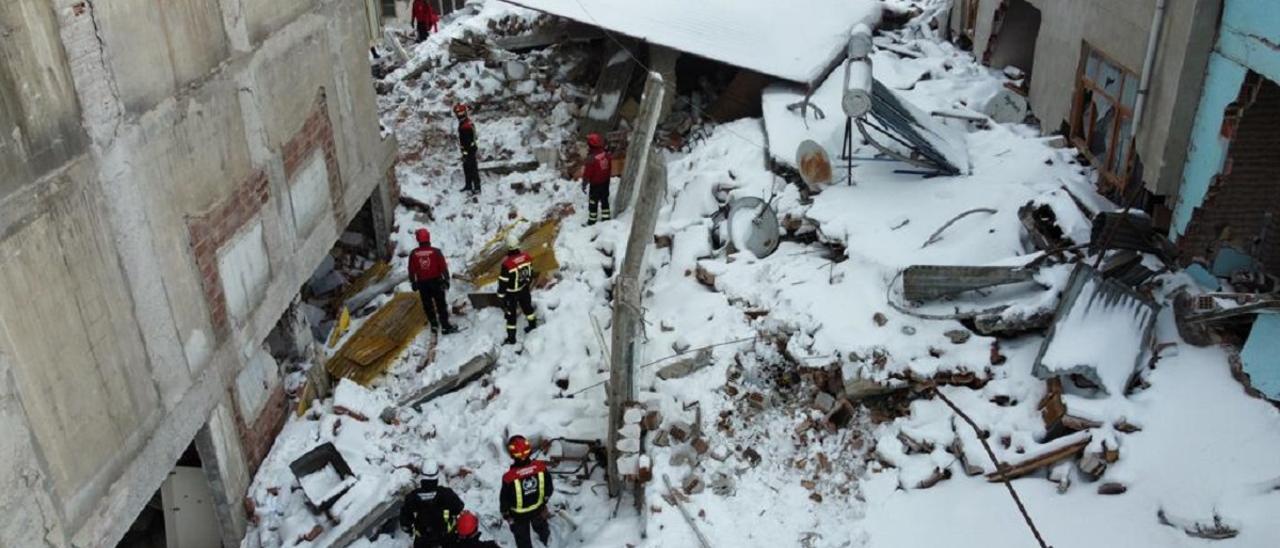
xmin=283 ymin=90 xmax=344 ymax=226
xmin=231 ymin=384 xmax=288 ymax=475
xmin=188 ymin=90 xmax=345 ymax=335
xmin=187 ymin=170 xmax=271 ymax=335
xmin=1180 ymin=76 xmax=1280 ymax=272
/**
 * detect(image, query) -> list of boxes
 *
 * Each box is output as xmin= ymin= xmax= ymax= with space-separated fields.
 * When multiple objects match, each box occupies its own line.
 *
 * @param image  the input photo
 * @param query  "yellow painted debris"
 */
xmin=463 ymin=218 xmax=562 ymax=287
xmin=296 ymin=381 xmax=315 ymax=416
xmin=327 ymin=306 xmax=352 ymax=348
xmin=325 ymin=292 xmax=426 ymax=385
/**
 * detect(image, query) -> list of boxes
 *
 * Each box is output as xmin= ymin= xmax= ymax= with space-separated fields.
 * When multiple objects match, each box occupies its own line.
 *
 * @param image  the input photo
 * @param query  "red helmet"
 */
xmin=415 ymin=228 xmax=431 ymax=243
xmin=507 ymin=435 xmax=533 ymax=460
xmin=453 ymin=103 xmax=469 ymax=117
xmin=586 ymin=132 xmax=604 ymax=149
xmin=456 ymin=511 xmax=479 ymax=538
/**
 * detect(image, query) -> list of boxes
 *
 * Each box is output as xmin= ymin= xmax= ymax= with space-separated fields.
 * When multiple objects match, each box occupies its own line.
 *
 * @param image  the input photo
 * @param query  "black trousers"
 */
xmin=415 ymin=281 xmax=450 ymax=331
xmin=587 ymin=183 xmax=611 ymax=224
xmin=415 ymin=21 xmax=431 ymax=43
xmin=508 ymin=514 xmax=550 ymax=548
xmin=502 ymin=290 xmax=535 ymax=338
xmin=462 ymin=155 xmax=481 ymax=193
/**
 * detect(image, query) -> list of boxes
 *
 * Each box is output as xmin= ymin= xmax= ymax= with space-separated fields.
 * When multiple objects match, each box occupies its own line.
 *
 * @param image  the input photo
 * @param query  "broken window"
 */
xmin=1071 ymin=44 xmax=1138 ymax=189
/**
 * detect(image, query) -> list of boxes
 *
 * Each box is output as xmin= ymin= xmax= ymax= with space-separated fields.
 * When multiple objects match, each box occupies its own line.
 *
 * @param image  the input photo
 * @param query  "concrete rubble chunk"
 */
xmin=670 ymin=448 xmax=695 ymax=467
xmin=398 ymin=350 xmax=500 ymax=409
xmin=813 ymin=392 xmax=837 ymax=413
xmin=617 ymin=455 xmax=640 ymax=475
xmin=615 ymin=438 xmax=640 ymax=453
xmin=709 ymin=446 xmax=730 ymax=462
xmin=669 ymin=421 xmax=693 ymax=442
xmin=643 ymin=410 xmax=663 ymax=431
xmin=1097 ymin=482 xmax=1127 ymax=495
xmin=619 ymin=424 xmax=642 ymax=439
xmin=944 ymin=329 xmax=971 ymax=344
xmin=1078 ymin=451 xmax=1107 ymax=480
xmin=656 ymin=347 xmax=714 ymax=380
xmin=682 ymin=475 xmax=705 ymax=495
xmin=709 ymin=473 xmax=736 ymax=496
xmin=652 ymin=430 xmax=671 ymax=447
xmin=624 ymin=407 xmax=645 ymax=424
xmin=691 ymin=437 xmax=710 ymax=455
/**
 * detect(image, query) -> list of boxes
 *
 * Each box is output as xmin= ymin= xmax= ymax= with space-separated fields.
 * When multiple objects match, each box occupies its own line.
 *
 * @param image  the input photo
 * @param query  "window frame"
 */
xmin=1070 ymin=43 xmax=1139 ymax=189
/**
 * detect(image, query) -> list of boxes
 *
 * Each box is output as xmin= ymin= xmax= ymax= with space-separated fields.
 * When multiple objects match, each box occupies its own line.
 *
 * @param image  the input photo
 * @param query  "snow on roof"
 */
xmin=499 ymin=0 xmax=881 ymax=85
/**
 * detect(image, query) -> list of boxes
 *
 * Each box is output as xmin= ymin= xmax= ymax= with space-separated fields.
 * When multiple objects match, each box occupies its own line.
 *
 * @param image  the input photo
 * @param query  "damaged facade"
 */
xmin=949 ymin=0 xmax=1220 ymax=222
xmin=0 ymin=0 xmax=396 ymax=546
xmin=1170 ymin=0 xmax=1280 ymax=400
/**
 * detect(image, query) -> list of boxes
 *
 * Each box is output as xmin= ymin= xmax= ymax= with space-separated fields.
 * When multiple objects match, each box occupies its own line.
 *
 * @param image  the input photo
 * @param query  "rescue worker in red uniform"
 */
xmin=455 ymin=104 xmax=481 ymax=194
xmin=445 ymin=511 xmax=500 ymax=548
xmin=409 ymin=228 xmax=458 ymax=335
xmin=411 ymin=0 xmax=440 ymax=43
xmin=499 ymin=436 xmax=554 ymax=548
xmin=582 ymin=133 xmax=613 ymax=225
xmin=497 ymin=234 xmax=537 ymax=345
xmin=400 ymin=461 xmax=466 ymax=548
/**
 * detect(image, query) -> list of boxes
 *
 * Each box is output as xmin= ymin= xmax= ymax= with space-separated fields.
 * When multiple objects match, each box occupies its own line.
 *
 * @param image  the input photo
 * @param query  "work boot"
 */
xmin=504 ymin=332 xmax=517 ymax=345
xmin=442 ymin=324 xmax=459 ymax=335
xmin=524 ymin=318 xmax=538 ymax=333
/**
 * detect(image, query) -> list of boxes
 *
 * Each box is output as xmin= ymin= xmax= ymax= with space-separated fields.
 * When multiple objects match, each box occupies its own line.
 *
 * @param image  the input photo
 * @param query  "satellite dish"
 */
xmin=796 ymin=139 xmax=833 ymax=190
xmin=723 ymin=197 xmax=780 ymax=259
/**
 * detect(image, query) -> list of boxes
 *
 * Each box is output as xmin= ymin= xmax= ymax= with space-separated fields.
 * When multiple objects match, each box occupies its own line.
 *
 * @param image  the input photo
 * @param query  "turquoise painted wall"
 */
xmin=1170 ymin=0 xmax=1280 ymax=239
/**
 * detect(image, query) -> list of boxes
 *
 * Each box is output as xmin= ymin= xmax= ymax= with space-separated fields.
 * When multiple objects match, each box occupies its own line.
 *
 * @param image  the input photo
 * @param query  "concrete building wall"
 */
xmin=953 ymin=0 xmax=1220 ymax=200
xmin=0 ymin=0 xmax=397 ymax=546
xmin=1172 ymin=0 xmax=1280 ymax=241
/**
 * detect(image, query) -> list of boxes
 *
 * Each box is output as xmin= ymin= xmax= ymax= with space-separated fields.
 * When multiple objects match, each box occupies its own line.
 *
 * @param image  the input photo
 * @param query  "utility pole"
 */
xmin=607 ymin=72 xmax=666 ymax=497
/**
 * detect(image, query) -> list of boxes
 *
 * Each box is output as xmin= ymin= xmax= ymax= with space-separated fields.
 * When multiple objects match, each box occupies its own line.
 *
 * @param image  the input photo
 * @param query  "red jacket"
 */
xmin=582 ymin=149 xmax=612 ymax=186
xmin=498 ymin=251 xmax=534 ymax=294
xmin=409 ymin=245 xmax=448 ymax=283
xmin=499 ymin=460 xmax=553 ymax=516
xmin=412 ymin=0 xmax=439 ymax=29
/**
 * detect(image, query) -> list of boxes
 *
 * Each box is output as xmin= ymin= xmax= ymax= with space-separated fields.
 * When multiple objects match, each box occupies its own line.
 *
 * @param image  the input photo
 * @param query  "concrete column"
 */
xmin=647 ymin=44 xmax=681 ymax=121
xmin=194 ymin=399 xmax=251 ymax=548
xmin=368 ymin=174 xmax=398 ymax=261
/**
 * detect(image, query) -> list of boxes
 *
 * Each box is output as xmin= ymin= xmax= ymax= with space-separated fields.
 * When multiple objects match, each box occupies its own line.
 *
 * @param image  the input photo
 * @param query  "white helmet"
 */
xmin=505 ymin=233 xmax=520 ymax=251
xmin=422 ymin=459 xmax=440 ymax=481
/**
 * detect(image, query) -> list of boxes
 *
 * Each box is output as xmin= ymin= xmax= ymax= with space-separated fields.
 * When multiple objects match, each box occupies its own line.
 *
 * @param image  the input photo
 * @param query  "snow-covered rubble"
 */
xmin=241 ymin=2 xmax=1280 ymax=547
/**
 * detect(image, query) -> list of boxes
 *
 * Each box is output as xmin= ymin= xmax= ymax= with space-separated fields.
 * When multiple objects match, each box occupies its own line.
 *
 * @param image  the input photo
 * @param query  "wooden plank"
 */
xmin=986 ymin=432 xmax=1091 ymax=482
xmin=325 ymin=292 xmax=427 ymax=385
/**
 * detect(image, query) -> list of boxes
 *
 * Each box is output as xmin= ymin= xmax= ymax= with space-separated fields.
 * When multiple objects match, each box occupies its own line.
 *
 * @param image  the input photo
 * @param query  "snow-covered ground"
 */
xmin=241 ymin=2 xmax=1280 ymax=547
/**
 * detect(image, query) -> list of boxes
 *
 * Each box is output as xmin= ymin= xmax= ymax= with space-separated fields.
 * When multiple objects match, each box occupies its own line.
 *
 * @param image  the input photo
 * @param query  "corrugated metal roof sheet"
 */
xmin=1033 ymin=264 xmax=1158 ymax=397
